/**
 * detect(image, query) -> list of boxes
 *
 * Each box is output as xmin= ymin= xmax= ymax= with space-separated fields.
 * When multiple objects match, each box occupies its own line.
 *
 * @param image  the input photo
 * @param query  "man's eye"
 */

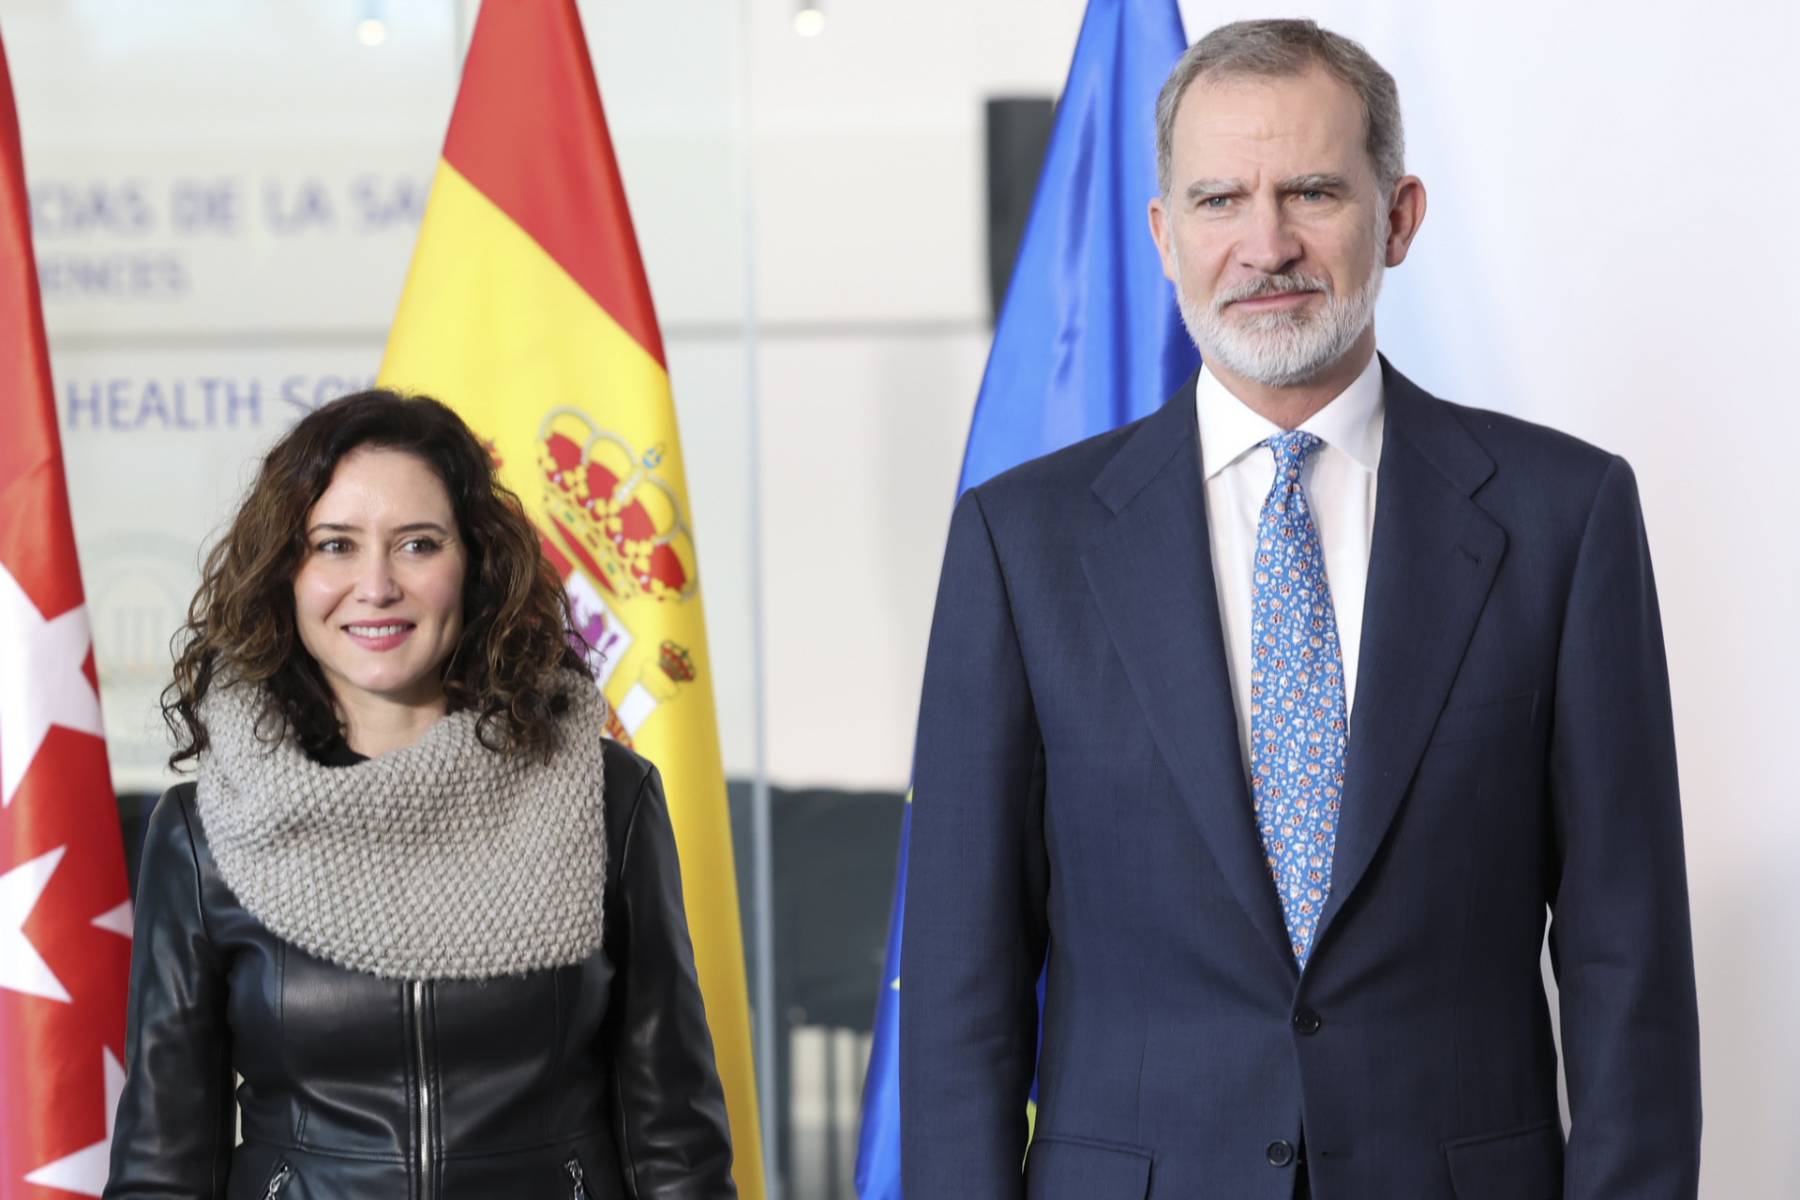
xmin=1201 ymin=195 xmax=1231 ymax=209
xmin=1299 ymin=189 xmax=1327 ymax=202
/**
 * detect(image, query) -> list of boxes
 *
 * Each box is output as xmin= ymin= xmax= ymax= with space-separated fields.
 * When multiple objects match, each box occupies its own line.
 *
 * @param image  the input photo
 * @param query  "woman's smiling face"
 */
xmin=292 ymin=446 xmax=467 ymax=721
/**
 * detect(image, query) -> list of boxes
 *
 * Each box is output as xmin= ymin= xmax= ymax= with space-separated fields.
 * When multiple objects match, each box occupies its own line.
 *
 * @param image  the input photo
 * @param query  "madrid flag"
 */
xmin=379 ymin=2 xmax=766 ymax=1193
xmin=0 ymin=30 xmax=134 ymax=1199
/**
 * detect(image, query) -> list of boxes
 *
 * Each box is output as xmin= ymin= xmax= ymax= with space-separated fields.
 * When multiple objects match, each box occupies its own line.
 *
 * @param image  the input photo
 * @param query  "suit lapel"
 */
xmin=1081 ymin=381 xmax=1297 ymax=974
xmin=1311 ymin=360 xmax=1506 ymax=952
xmin=1082 ymin=362 xmax=1506 ymax=971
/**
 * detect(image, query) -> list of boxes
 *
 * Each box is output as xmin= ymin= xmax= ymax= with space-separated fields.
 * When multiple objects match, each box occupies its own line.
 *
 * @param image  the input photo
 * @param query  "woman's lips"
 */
xmin=343 ymin=622 xmax=415 ymax=651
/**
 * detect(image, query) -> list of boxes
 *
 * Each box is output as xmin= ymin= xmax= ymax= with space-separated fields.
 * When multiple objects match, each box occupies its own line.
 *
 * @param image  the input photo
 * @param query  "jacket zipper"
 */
xmin=263 ymin=1160 xmax=293 ymax=1198
xmin=565 ymin=1156 xmax=590 ymax=1199
xmin=413 ymin=980 xmax=434 ymax=1200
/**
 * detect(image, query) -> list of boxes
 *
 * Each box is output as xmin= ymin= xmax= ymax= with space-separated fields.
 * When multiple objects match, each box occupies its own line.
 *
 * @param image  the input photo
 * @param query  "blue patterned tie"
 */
xmin=1249 ymin=431 xmax=1348 ymax=966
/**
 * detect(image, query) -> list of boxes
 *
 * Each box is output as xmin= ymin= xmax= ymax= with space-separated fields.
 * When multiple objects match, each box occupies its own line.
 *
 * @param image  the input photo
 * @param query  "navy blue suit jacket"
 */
xmin=900 ymin=360 xmax=1700 ymax=1199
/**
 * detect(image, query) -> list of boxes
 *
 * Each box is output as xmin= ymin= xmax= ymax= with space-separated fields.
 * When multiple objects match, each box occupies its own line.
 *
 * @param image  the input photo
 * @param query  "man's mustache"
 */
xmin=1214 ymin=274 xmax=1331 ymax=310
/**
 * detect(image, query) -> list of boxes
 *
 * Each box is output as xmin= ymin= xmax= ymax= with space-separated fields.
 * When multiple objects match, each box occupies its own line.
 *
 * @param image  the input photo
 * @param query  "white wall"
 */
xmin=7 ymin=1 xmax=1795 ymax=1193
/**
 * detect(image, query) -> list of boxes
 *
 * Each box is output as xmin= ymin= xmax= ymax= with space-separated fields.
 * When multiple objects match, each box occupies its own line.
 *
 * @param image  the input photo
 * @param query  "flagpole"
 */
xmin=733 ymin=0 xmax=781 ymax=1192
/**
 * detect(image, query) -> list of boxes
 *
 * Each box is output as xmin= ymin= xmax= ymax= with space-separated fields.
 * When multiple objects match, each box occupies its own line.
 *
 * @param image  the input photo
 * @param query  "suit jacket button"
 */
xmin=1292 ymin=1008 xmax=1322 ymax=1035
xmin=1266 ymin=1140 xmax=1296 ymax=1168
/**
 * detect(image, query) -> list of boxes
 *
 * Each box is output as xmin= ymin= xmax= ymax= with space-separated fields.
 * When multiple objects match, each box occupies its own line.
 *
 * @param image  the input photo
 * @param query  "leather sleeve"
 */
xmin=900 ymin=488 xmax=1048 ymax=1200
xmin=104 ymin=788 xmax=235 ymax=1199
xmin=1547 ymin=456 xmax=1702 ymax=1199
xmin=609 ymin=763 xmax=739 ymax=1200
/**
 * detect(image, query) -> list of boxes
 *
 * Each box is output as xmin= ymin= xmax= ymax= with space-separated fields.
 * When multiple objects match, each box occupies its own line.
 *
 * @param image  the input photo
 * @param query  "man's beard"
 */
xmin=1178 ymin=257 xmax=1384 ymax=389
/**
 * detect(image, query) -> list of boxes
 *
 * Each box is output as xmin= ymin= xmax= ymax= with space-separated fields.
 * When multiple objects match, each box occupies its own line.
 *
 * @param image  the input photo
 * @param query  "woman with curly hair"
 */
xmin=105 ymin=390 xmax=737 ymax=1199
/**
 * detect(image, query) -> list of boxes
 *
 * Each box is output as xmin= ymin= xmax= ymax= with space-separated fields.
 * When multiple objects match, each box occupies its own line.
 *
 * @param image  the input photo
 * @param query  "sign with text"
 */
xmin=30 ymin=144 xmax=431 ymax=336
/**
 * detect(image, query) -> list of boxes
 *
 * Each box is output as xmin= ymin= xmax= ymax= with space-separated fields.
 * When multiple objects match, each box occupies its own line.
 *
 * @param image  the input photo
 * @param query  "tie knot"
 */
xmin=1264 ymin=430 xmax=1323 ymax=479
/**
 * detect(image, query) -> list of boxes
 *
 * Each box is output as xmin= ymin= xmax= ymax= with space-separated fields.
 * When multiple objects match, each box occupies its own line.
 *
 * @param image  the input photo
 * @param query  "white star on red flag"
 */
xmin=0 ymin=564 xmax=106 ymax=809
xmin=90 ymin=901 xmax=133 ymax=939
xmin=0 ymin=846 xmax=74 ymax=1003
xmin=21 ymin=1048 xmax=124 ymax=1196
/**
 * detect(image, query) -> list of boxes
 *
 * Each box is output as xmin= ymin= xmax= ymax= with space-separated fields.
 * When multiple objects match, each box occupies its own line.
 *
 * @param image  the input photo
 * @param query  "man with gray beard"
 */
xmin=901 ymin=17 xmax=1700 ymax=1200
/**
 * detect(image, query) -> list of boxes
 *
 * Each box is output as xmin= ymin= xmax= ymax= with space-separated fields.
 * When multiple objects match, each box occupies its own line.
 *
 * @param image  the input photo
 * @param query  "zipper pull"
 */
xmin=565 ymin=1156 xmax=587 ymax=1200
xmin=264 ymin=1161 xmax=293 ymax=1198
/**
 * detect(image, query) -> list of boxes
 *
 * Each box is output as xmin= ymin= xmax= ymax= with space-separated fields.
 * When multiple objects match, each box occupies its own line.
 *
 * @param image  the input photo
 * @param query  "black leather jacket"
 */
xmin=105 ymin=739 xmax=737 ymax=1200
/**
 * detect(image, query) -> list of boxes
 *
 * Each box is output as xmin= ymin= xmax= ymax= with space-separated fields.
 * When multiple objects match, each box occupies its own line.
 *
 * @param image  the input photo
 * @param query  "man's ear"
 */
xmin=1383 ymin=175 xmax=1428 ymax=268
xmin=1148 ymin=196 xmax=1179 ymax=284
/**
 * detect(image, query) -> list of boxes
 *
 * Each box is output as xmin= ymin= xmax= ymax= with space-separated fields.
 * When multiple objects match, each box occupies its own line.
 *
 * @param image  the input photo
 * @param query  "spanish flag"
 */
xmin=378 ymin=2 xmax=765 ymax=1193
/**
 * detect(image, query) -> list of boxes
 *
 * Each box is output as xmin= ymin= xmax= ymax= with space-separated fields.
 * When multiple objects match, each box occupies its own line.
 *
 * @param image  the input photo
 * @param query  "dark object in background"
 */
xmin=120 ymin=792 xmax=159 ymax=897
xmin=985 ymin=96 xmax=1057 ymax=320
xmin=727 ymin=781 xmax=904 ymax=1200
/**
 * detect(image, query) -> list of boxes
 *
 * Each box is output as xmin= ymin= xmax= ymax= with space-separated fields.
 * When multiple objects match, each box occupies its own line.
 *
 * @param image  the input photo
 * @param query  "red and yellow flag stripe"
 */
xmin=379 ymin=3 xmax=763 ymax=1193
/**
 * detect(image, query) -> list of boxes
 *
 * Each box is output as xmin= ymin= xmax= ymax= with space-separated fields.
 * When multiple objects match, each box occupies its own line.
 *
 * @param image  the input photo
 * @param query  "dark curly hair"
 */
xmin=162 ymin=389 xmax=593 ymax=769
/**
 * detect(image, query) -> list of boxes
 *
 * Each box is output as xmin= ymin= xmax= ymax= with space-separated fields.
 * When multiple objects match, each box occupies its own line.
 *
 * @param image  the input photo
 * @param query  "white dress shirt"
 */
xmin=1197 ymin=351 xmax=1385 ymax=771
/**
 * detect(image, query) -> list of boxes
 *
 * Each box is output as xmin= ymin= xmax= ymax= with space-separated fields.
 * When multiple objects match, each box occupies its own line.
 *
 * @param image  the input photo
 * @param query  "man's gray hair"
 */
xmin=1155 ymin=19 xmax=1405 ymax=199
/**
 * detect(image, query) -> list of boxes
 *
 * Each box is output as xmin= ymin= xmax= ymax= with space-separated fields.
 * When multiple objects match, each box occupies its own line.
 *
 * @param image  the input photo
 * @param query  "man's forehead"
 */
xmin=1171 ymin=67 xmax=1366 ymax=171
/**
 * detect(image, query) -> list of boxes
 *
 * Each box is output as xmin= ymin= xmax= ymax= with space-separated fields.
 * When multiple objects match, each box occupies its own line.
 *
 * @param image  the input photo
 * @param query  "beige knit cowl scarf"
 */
xmin=195 ymin=680 xmax=608 ymax=981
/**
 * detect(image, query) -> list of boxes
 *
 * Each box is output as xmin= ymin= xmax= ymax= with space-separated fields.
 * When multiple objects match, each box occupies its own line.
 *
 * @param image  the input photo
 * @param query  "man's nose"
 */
xmin=1238 ymin=198 xmax=1303 ymax=275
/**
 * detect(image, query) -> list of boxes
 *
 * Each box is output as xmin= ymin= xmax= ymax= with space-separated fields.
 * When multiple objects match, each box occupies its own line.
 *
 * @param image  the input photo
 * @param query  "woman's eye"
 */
xmin=401 ymin=537 xmax=441 ymax=554
xmin=315 ymin=538 xmax=351 ymax=554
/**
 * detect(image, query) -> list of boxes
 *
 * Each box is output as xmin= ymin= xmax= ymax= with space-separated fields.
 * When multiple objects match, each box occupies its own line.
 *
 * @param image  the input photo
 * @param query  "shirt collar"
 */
xmin=1196 ymin=350 xmax=1386 ymax=480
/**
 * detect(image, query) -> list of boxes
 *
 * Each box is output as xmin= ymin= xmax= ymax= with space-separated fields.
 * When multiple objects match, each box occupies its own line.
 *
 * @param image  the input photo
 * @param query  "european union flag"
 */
xmin=854 ymin=1 xmax=1195 ymax=1195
